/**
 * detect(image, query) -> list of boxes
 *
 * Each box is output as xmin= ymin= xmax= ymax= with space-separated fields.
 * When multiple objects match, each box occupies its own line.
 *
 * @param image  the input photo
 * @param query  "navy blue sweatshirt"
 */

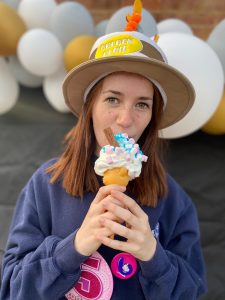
xmin=0 ymin=159 xmax=207 ymax=299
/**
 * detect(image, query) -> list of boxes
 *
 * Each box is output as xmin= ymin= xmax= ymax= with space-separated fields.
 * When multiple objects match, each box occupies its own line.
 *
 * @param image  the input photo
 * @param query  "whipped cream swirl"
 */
xmin=94 ymin=133 xmax=148 ymax=180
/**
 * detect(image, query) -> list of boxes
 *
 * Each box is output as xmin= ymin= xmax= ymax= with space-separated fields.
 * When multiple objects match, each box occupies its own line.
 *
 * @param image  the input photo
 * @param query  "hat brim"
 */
xmin=63 ymin=56 xmax=195 ymax=129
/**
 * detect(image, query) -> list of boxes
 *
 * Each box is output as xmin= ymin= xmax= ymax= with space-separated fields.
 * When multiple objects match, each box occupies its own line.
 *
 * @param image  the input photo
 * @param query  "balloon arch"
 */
xmin=0 ymin=0 xmax=225 ymax=137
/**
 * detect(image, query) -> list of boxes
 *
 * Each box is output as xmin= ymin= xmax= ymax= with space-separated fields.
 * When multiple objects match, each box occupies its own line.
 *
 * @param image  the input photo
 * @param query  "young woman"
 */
xmin=0 ymin=30 xmax=207 ymax=300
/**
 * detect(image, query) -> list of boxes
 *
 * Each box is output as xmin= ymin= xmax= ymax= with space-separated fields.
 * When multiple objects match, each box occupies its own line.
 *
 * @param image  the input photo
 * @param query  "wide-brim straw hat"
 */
xmin=63 ymin=31 xmax=195 ymax=129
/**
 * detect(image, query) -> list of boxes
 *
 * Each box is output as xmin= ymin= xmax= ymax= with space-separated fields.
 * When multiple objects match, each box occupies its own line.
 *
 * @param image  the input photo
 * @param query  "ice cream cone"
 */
xmin=103 ymin=167 xmax=130 ymax=239
xmin=94 ymin=129 xmax=148 ymax=240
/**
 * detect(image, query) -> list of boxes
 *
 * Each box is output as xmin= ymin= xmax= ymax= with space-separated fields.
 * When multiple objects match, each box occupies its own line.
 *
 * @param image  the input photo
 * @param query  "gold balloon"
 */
xmin=64 ymin=35 xmax=97 ymax=71
xmin=202 ymin=88 xmax=225 ymax=135
xmin=0 ymin=3 xmax=26 ymax=56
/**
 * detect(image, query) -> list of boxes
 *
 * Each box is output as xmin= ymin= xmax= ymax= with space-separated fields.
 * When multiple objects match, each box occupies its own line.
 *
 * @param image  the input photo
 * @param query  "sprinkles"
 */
xmin=101 ymin=133 xmax=148 ymax=163
xmin=95 ymin=132 xmax=148 ymax=179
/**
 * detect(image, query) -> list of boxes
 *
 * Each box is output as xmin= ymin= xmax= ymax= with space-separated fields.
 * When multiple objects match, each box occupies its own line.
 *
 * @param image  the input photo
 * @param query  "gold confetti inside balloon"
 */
xmin=0 ymin=3 xmax=26 ymax=56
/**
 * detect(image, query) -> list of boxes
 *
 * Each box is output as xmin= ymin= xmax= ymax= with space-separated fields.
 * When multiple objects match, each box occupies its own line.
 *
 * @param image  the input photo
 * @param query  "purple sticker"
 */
xmin=111 ymin=253 xmax=137 ymax=279
xmin=65 ymin=252 xmax=113 ymax=300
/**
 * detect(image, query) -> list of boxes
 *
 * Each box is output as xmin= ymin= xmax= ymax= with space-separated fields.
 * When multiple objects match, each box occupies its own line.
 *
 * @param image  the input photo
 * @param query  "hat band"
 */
xmin=90 ymin=40 xmax=166 ymax=63
xmin=89 ymin=33 xmax=167 ymax=63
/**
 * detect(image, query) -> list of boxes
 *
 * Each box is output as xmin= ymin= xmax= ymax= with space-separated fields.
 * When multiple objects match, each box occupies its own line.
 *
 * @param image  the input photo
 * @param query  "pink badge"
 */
xmin=65 ymin=252 xmax=113 ymax=300
xmin=111 ymin=253 xmax=137 ymax=279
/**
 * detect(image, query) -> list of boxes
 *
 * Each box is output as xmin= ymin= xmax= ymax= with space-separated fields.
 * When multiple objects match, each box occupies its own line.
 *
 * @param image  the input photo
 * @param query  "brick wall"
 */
xmin=56 ymin=0 xmax=225 ymax=40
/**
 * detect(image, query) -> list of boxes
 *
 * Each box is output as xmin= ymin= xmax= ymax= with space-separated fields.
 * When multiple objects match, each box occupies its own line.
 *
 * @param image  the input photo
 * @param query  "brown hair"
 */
xmin=46 ymin=75 xmax=168 ymax=207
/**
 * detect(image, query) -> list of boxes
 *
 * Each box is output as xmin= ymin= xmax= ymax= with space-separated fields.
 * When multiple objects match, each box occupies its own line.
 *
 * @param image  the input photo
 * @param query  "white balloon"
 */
xmin=50 ymin=2 xmax=94 ymax=48
xmin=157 ymin=18 xmax=193 ymax=35
xmin=157 ymin=33 xmax=224 ymax=139
xmin=43 ymin=67 xmax=70 ymax=113
xmin=95 ymin=20 xmax=108 ymax=37
xmin=18 ymin=0 xmax=56 ymax=29
xmin=106 ymin=6 xmax=157 ymax=37
xmin=17 ymin=29 xmax=63 ymax=76
xmin=0 ymin=58 xmax=19 ymax=115
xmin=8 ymin=56 xmax=43 ymax=88
xmin=207 ymin=19 xmax=225 ymax=83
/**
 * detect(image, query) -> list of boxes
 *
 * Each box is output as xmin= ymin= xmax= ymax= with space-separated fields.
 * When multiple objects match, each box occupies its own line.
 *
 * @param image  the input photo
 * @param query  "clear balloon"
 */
xmin=8 ymin=56 xmax=43 ymax=88
xmin=64 ymin=35 xmax=97 ymax=71
xmin=43 ymin=66 xmax=71 ymax=113
xmin=18 ymin=0 xmax=56 ymax=29
xmin=105 ymin=6 xmax=157 ymax=37
xmin=50 ymin=2 xmax=94 ymax=48
xmin=157 ymin=18 xmax=193 ymax=35
xmin=207 ymin=19 xmax=225 ymax=83
xmin=17 ymin=29 xmax=63 ymax=77
xmin=0 ymin=58 xmax=19 ymax=115
xmin=0 ymin=3 xmax=26 ymax=56
xmin=158 ymin=33 xmax=224 ymax=139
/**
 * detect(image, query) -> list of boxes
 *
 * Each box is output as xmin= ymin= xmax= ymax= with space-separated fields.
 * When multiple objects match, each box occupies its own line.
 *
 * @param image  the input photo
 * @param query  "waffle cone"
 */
xmin=103 ymin=167 xmax=130 ymax=239
xmin=103 ymin=167 xmax=130 ymax=186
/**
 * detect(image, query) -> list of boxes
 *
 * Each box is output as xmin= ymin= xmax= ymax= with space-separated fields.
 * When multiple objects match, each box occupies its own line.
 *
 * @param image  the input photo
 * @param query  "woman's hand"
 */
xmin=74 ymin=185 xmax=126 ymax=256
xmin=96 ymin=190 xmax=157 ymax=261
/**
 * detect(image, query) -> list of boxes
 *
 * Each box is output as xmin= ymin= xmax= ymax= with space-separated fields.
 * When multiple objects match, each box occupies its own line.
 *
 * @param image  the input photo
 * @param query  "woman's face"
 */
xmin=92 ymin=72 xmax=154 ymax=154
